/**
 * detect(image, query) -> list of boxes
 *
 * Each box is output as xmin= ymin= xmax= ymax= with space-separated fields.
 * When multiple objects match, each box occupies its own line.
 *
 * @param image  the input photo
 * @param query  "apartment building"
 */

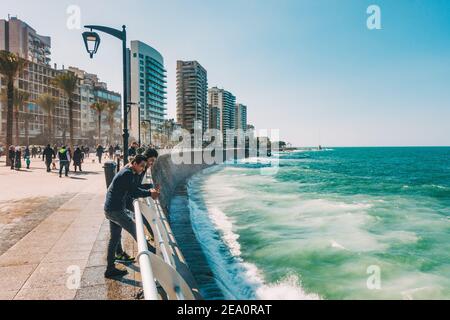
xmin=176 ymin=60 xmax=208 ymax=133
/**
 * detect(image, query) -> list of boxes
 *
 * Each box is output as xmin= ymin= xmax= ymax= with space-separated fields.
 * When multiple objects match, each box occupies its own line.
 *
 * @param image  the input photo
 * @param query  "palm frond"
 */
xmin=0 ymin=50 xmax=27 ymax=80
xmin=53 ymin=71 xmax=78 ymax=98
xmin=90 ymin=101 xmax=107 ymax=113
xmin=35 ymin=94 xmax=58 ymax=115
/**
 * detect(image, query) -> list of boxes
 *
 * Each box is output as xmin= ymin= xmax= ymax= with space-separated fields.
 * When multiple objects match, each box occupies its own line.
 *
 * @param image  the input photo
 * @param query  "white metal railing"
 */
xmin=133 ymin=174 xmax=196 ymax=301
xmin=145 ymin=197 xmax=175 ymax=267
xmin=133 ymin=200 xmax=159 ymax=300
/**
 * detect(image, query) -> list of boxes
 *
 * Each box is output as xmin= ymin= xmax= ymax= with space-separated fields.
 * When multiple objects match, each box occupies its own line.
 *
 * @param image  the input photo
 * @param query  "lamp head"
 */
xmin=82 ymin=31 xmax=101 ymax=58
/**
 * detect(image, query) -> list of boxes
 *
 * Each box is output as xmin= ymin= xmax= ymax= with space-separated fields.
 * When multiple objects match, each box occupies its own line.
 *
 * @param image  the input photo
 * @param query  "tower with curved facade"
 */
xmin=129 ymin=40 xmax=167 ymax=143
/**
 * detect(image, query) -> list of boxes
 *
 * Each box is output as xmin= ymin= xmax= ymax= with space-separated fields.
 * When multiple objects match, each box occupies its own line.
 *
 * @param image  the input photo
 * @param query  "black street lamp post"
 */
xmin=82 ymin=24 xmax=130 ymax=164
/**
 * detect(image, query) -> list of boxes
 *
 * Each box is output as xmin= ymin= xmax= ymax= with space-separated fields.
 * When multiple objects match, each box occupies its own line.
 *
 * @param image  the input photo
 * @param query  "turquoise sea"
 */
xmin=184 ymin=147 xmax=450 ymax=300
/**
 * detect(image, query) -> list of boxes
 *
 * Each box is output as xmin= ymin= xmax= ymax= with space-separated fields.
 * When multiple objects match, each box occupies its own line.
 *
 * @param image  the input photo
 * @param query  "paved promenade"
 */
xmin=0 ymin=156 xmax=141 ymax=300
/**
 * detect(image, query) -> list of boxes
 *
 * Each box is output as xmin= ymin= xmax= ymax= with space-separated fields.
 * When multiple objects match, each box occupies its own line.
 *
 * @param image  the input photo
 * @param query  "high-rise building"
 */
xmin=0 ymin=17 xmax=82 ymax=145
xmin=69 ymin=67 xmax=121 ymax=144
xmin=129 ymin=40 xmax=167 ymax=142
xmin=208 ymin=87 xmax=236 ymax=133
xmin=176 ymin=60 xmax=208 ymax=133
xmin=0 ymin=16 xmax=51 ymax=65
xmin=209 ymin=105 xmax=221 ymax=130
xmin=235 ymin=103 xmax=248 ymax=131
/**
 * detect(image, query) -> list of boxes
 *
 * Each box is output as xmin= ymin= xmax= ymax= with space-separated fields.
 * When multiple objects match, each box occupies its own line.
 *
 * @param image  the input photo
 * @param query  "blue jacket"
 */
xmin=104 ymin=167 xmax=150 ymax=212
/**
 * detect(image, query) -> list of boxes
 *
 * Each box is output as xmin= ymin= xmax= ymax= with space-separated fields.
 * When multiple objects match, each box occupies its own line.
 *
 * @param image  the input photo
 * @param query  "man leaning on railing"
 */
xmin=103 ymin=154 xmax=160 ymax=279
xmin=115 ymin=148 xmax=160 ymax=264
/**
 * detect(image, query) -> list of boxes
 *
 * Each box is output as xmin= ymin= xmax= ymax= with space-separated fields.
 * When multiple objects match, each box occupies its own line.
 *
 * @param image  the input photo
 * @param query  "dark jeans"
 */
xmin=59 ymin=160 xmax=69 ymax=176
xmin=105 ymin=209 xmax=137 ymax=270
xmin=45 ymin=160 xmax=52 ymax=172
xmin=115 ymin=202 xmax=154 ymax=255
xmin=74 ymin=163 xmax=82 ymax=172
xmin=10 ymin=158 xmax=14 ymax=170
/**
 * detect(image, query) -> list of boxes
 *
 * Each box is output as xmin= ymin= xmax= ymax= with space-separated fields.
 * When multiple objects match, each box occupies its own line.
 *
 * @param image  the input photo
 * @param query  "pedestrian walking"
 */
xmin=14 ymin=147 xmax=22 ymax=171
xmin=31 ymin=146 xmax=37 ymax=158
xmin=58 ymin=146 xmax=71 ymax=178
xmin=43 ymin=144 xmax=55 ymax=173
xmin=108 ymin=145 xmax=114 ymax=159
xmin=73 ymin=147 xmax=83 ymax=172
xmin=9 ymin=145 xmax=15 ymax=170
xmin=24 ymin=147 xmax=31 ymax=169
xmin=96 ymin=145 xmax=104 ymax=164
xmin=52 ymin=145 xmax=58 ymax=170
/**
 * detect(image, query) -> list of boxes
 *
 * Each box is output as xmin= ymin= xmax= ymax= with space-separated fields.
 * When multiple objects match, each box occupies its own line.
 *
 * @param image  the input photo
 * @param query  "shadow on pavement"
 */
xmin=116 ymin=276 xmax=142 ymax=288
xmin=70 ymin=176 xmax=88 ymax=180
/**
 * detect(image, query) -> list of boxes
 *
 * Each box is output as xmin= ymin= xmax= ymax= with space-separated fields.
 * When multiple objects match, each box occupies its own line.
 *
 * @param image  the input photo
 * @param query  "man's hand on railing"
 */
xmin=150 ymin=188 xmax=160 ymax=200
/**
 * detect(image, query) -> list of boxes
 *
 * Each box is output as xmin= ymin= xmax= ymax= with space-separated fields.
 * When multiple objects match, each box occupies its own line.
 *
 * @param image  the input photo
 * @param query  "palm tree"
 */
xmin=105 ymin=102 xmax=119 ymax=145
xmin=0 ymin=51 xmax=27 ymax=166
xmin=36 ymin=94 xmax=58 ymax=143
xmin=12 ymin=89 xmax=30 ymax=145
xmin=90 ymin=101 xmax=107 ymax=145
xmin=53 ymin=71 xmax=78 ymax=151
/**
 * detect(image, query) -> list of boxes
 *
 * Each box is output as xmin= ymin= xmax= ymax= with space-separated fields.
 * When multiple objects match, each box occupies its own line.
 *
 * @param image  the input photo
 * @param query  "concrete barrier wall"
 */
xmin=152 ymin=149 xmax=244 ymax=210
xmin=151 ymin=151 xmax=212 ymax=212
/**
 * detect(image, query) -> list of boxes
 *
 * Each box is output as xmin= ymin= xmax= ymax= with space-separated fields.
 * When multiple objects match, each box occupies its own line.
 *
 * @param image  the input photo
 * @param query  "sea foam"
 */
xmin=187 ymin=176 xmax=320 ymax=300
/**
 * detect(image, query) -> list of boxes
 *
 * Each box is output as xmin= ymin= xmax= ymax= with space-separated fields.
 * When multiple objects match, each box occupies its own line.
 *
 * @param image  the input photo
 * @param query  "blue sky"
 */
xmin=2 ymin=0 xmax=450 ymax=146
